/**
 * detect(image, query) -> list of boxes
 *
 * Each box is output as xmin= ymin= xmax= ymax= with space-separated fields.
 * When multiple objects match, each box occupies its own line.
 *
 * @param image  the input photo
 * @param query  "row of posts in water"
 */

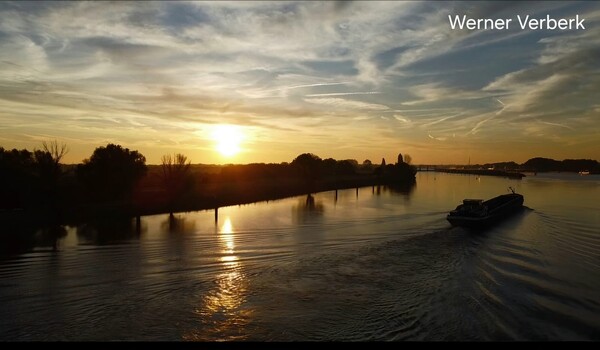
xmin=134 ymin=186 xmax=377 ymax=227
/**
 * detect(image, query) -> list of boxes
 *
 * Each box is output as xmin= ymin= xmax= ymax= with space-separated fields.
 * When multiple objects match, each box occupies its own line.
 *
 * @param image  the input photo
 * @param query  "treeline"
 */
xmin=1 ymin=143 xmax=416 ymax=225
xmin=137 ymin=153 xmax=416 ymax=215
xmin=0 ymin=142 xmax=68 ymax=216
xmin=1 ymin=143 xmax=148 ymax=222
xmin=521 ymin=157 xmax=599 ymax=173
xmin=467 ymin=157 xmax=599 ymax=173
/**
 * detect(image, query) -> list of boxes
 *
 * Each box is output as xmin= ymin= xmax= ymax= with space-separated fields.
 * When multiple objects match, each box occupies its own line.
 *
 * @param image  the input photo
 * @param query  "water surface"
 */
xmin=1 ymin=172 xmax=599 ymax=340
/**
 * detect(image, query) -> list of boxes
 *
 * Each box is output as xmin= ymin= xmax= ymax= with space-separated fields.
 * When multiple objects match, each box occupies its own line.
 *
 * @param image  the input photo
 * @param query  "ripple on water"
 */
xmin=1 ymin=175 xmax=599 ymax=340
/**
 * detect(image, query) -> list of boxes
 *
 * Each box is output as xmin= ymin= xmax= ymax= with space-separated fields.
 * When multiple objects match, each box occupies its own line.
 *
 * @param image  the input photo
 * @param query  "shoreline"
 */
xmin=1 ymin=175 xmax=415 ymax=228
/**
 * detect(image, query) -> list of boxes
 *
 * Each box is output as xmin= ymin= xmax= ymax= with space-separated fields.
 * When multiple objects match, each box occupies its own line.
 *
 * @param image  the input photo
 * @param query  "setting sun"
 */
xmin=212 ymin=125 xmax=244 ymax=157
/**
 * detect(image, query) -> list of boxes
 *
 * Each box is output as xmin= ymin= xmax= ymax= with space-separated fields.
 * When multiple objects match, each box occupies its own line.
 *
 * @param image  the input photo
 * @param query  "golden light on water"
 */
xmin=186 ymin=215 xmax=250 ymax=341
xmin=212 ymin=125 xmax=244 ymax=157
xmin=222 ymin=216 xmax=233 ymax=234
xmin=220 ymin=217 xmax=237 ymax=266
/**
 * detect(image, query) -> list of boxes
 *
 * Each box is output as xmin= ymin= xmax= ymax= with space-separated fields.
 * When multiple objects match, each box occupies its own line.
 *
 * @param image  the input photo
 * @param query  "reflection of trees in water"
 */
xmin=36 ymin=225 xmax=68 ymax=251
xmin=0 ymin=227 xmax=36 ymax=255
xmin=76 ymin=217 xmax=145 ymax=245
xmin=387 ymin=181 xmax=416 ymax=196
xmin=292 ymin=194 xmax=325 ymax=224
xmin=0 ymin=221 xmax=67 ymax=254
xmin=159 ymin=214 xmax=197 ymax=266
xmin=160 ymin=213 xmax=196 ymax=234
xmin=372 ymin=182 xmax=416 ymax=200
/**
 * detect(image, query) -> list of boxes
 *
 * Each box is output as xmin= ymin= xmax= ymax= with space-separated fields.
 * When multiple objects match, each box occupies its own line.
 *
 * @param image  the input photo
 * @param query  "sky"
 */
xmin=0 ymin=1 xmax=599 ymax=165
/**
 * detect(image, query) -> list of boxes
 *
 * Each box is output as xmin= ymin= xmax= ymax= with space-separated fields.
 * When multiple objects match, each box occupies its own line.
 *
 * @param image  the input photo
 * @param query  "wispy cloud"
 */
xmin=428 ymin=133 xmax=447 ymax=141
xmin=0 ymin=1 xmax=598 ymax=163
xmin=538 ymin=121 xmax=575 ymax=131
xmin=305 ymin=91 xmax=381 ymax=97
xmin=304 ymin=98 xmax=389 ymax=111
xmin=393 ymin=115 xmax=411 ymax=123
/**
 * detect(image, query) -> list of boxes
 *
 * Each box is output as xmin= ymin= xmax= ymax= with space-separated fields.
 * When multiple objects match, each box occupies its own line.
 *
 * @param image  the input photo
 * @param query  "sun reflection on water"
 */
xmin=220 ymin=217 xmax=238 ymax=267
xmin=183 ymin=216 xmax=252 ymax=341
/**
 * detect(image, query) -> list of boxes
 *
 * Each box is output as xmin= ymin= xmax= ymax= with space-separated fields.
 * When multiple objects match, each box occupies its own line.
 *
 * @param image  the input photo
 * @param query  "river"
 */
xmin=1 ymin=172 xmax=599 ymax=340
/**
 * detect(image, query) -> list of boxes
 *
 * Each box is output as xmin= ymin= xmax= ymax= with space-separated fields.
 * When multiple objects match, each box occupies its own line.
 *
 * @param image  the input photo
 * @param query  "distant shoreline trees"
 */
xmin=3 ymin=140 xmax=598 ymax=228
xmin=2 ymin=143 xmax=420 ymax=216
xmin=464 ymin=157 xmax=600 ymax=173
xmin=521 ymin=157 xmax=599 ymax=173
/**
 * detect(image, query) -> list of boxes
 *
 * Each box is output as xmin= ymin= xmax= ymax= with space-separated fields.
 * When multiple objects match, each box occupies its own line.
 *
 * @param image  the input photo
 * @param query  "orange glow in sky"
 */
xmin=0 ymin=2 xmax=598 ymax=165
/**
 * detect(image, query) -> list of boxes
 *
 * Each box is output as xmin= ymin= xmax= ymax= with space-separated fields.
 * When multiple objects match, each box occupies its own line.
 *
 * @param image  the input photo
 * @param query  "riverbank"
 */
xmin=0 ymin=173 xmax=416 ymax=228
xmin=130 ymin=175 xmax=394 ymax=218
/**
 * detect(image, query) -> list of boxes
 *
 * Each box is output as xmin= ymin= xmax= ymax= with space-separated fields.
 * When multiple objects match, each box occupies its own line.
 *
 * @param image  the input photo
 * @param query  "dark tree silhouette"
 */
xmin=372 ymin=153 xmax=417 ymax=186
xmin=397 ymin=153 xmax=404 ymax=164
xmin=291 ymin=153 xmax=323 ymax=194
xmin=0 ymin=147 xmax=35 ymax=210
xmin=335 ymin=160 xmax=356 ymax=176
xmin=34 ymin=141 xmax=68 ymax=187
xmin=160 ymin=153 xmax=194 ymax=214
xmin=33 ymin=141 xmax=69 ymax=213
xmin=522 ymin=157 xmax=561 ymax=172
xmin=522 ymin=157 xmax=599 ymax=173
xmin=561 ymin=159 xmax=599 ymax=173
xmin=322 ymin=158 xmax=337 ymax=177
xmin=41 ymin=141 xmax=68 ymax=165
xmin=0 ymin=148 xmax=34 ymax=179
xmin=361 ymin=159 xmax=373 ymax=173
xmin=77 ymin=144 xmax=147 ymax=202
xmin=375 ymin=157 xmax=387 ymax=177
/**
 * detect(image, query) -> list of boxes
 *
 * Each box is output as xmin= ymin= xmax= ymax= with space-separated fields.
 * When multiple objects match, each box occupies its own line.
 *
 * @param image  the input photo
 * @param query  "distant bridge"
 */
xmin=415 ymin=165 xmax=438 ymax=171
xmin=414 ymin=166 xmax=525 ymax=179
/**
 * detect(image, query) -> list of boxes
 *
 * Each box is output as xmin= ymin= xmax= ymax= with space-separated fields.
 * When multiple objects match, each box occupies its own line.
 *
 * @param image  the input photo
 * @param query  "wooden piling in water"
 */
xmin=135 ymin=215 xmax=141 ymax=234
